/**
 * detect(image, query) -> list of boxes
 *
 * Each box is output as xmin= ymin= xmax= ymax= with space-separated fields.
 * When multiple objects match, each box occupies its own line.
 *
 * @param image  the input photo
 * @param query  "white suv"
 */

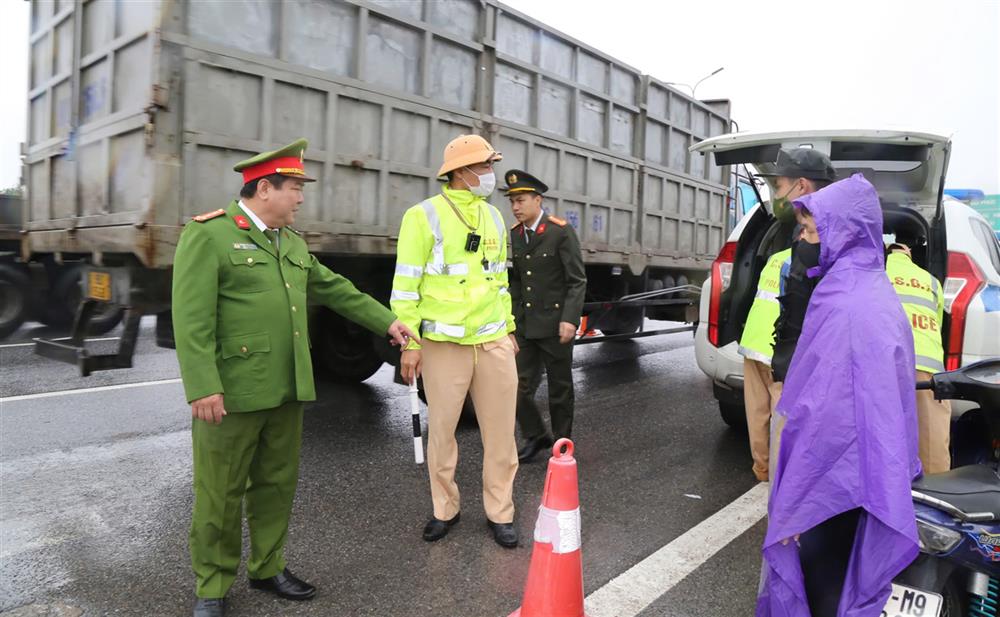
xmin=691 ymin=129 xmax=1000 ymax=428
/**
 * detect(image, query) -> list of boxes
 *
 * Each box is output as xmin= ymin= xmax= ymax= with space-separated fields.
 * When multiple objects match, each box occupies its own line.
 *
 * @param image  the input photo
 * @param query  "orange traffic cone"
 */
xmin=509 ymin=439 xmax=590 ymax=617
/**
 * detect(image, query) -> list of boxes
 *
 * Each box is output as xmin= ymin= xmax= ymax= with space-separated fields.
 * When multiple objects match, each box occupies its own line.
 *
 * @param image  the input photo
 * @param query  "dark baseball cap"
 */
xmin=755 ymin=147 xmax=837 ymax=182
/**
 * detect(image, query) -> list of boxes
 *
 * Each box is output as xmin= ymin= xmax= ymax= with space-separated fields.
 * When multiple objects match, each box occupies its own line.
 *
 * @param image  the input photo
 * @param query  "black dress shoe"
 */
xmin=193 ymin=598 xmax=225 ymax=617
xmin=518 ymin=436 xmax=554 ymax=463
xmin=422 ymin=512 xmax=460 ymax=542
xmin=488 ymin=520 xmax=519 ymax=548
xmin=248 ymin=568 xmax=316 ymax=601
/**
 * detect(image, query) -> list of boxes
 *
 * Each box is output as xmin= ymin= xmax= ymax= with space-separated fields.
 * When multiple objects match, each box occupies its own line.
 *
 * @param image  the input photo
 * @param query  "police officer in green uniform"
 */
xmin=172 ymin=138 xmax=416 ymax=617
xmin=505 ymin=170 xmax=587 ymax=463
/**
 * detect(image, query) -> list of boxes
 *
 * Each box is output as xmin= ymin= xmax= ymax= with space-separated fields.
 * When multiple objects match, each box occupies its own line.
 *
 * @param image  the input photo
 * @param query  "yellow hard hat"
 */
xmin=437 ymin=134 xmax=502 ymax=177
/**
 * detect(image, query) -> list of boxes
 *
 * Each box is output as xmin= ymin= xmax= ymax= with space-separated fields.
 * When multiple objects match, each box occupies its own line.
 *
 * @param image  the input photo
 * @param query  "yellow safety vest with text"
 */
xmin=391 ymin=185 xmax=515 ymax=350
xmin=738 ymin=249 xmax=792 ymax=364
xmin=886 ymin=252 xmax=945 ymax=374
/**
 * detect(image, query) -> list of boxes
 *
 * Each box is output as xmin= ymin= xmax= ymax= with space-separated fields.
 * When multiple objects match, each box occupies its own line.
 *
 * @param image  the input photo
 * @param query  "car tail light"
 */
xmin=708 ymin=241 xmax=738 ymax=346
xmin=943 ymin=251 xmax=985 ymax=371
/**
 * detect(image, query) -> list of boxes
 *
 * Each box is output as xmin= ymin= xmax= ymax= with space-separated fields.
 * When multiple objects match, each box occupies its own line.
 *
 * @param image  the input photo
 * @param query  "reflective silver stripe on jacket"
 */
xmin=425 ymin=262 xmax=470 ymax=276
xmin=476 ymin=320 xmax=507 ymax=337
xmin=395 ymin=264 xmax=423 ymax=278
xmin=755 ymin=290 xmax=780 ymax=303
xmin=421 ymin=200 xmax=445 ymax=270
xmin=422 ymin=320 xmax=465 ymax=338
xmin=390 ymin=290 xmax=420 ymax=302
xmin=499 ymin=287 xmax=509 ymax=296
xmin=916 ymin=355 xmax=945 ymax=373
xmin=897 ymin=293 xmax=938 ymax=312
xmin=421 ymin=199 xmax=473 ymax=276
xmin=483 ymin=261 xmax=507 ymax=274
xmin=486 ymin=206 xmax=505 ymax=241
xmin=930 ymin=277 xmax=940 ymax=304
xmin=737 ymin=346 xmax=773 ymax=365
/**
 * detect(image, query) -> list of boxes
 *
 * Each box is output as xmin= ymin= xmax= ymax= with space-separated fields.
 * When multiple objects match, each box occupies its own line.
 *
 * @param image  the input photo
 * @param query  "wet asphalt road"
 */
xmin=0 ymin=319 xmax=765 ymax=616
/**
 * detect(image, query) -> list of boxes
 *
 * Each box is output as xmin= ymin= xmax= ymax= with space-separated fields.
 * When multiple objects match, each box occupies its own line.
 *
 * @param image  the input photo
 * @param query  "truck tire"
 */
xmin=0 ymin=263 xmax=31 ymax=339
xmin=35 ymin=265 xmax=124 ymax=334
xmin=601 ymin=306 xmax=642 ymax=336
xmin=719 ymin=401 xmax=747 ymax=430
xmin=310 ymin=308 xmax=385 ymax=383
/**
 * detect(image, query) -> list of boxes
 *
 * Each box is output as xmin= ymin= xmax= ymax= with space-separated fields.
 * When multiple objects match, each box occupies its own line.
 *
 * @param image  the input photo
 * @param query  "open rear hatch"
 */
xmin=691 ymin=129 xmax=952 ymax=347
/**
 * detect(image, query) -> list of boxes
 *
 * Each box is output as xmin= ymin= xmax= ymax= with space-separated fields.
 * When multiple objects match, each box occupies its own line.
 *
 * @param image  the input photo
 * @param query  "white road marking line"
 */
xmin=1 ymin=378 xmax=182 ymax=404
xmin=0 ymin=336 xmax=121 ymax=349
xmin=585 ymin=482 xmax=769 ymax=617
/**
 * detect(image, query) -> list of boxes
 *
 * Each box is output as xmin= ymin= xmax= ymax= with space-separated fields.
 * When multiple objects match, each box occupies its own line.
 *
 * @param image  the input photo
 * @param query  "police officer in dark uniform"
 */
xmin=505 ymin=170 xmax=587 ymax=463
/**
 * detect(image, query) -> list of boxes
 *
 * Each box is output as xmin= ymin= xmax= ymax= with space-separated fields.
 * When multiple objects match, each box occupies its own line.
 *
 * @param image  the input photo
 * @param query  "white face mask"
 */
xmin=463 ymin=168 xmax=496 ymax=197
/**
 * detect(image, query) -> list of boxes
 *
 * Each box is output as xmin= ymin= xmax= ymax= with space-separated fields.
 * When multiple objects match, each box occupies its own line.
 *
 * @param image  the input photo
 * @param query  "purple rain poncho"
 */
xmin=757 ymin=174 xmax=922 ymax=617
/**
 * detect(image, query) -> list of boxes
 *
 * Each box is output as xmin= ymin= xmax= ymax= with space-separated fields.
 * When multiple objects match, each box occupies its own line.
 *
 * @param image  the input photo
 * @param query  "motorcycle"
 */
xmin=884 ymin=358 xmax=1000 ymax=617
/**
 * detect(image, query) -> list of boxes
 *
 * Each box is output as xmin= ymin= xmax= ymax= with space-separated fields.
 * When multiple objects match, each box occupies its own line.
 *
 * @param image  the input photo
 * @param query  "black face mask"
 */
xmin=795 ymin=240 xmax=822 ymax=269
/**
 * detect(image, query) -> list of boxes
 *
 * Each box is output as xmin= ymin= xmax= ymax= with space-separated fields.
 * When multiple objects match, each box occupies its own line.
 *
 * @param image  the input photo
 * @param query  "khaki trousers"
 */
xmin=743 ymin=358 xmax=782 ymax=482
xmin=422 ymin=337 xmax=519 ymax=523
xmin=916 ymin=369 xmax=952 ymax=474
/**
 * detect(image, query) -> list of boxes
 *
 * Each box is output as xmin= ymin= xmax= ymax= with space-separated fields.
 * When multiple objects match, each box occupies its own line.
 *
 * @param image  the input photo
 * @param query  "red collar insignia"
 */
xmin=537 ymin=223 xmax=547 ymax=235
xmin=233 ymin=215 xmax=251 ymax=230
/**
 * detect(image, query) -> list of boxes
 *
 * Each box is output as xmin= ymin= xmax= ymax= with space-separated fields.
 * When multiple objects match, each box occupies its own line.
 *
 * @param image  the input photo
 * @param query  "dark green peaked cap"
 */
xmin=233 ymin=138 xmax=316 ymax=183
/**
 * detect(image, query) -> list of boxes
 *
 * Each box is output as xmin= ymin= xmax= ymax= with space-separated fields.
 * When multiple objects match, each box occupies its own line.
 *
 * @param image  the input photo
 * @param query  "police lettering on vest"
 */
xmin=886 ymin=251 xmax=945 ymax=374
xmin=738 ymin=249 xmax=793 ymax=364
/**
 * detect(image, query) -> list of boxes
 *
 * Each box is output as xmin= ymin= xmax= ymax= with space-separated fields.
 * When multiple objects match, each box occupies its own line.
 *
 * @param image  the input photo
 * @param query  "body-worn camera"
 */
xmin=465 ymin=233 xmax=481 ymax=252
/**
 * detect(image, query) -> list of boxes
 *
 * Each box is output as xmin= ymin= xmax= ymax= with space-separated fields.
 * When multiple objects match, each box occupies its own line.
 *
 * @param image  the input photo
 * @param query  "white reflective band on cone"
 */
xmin=533 ymin=505 xmax=582 ymax=554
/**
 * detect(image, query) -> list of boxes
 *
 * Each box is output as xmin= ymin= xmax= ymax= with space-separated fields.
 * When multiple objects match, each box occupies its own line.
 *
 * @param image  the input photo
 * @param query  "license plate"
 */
xmin=881 ymin=583 xmax=942 ymax=617
xmin=87 ymin=271 xmax=112 ymax=302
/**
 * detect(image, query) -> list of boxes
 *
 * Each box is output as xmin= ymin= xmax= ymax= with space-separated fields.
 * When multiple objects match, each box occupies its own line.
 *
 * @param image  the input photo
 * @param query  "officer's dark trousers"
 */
xmin=190 ymin=401 xmax=303 ymax=598
xmin=515 ymin=335 xmax=574 ymax=441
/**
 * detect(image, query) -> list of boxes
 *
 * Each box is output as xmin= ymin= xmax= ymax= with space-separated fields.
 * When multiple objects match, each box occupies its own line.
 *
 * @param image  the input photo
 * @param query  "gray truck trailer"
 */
xmin=20 ymin=0 xmax=732 ymax=378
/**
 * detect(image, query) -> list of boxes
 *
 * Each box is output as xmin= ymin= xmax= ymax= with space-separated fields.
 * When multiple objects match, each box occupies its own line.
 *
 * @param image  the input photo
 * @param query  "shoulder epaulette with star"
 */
xmin=547 ymin=215 xmax=567 ymax=227
xmin=286 ymin=226 xmax=302 ymax=236
xmin=511 ymin=221 xmax=523 ymax=231
xmin=192 ymin=209 xmax=226 ymax=222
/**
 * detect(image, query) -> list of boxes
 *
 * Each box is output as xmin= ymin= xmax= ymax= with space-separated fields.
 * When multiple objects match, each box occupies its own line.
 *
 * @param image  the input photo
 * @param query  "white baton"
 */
xmin=409 ymin=381 xmax=424 ymax=465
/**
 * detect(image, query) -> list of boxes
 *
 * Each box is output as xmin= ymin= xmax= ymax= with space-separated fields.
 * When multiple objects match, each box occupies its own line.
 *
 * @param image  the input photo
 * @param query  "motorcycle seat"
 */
xmin=912 ymin=465 xmax=1000 ymax=522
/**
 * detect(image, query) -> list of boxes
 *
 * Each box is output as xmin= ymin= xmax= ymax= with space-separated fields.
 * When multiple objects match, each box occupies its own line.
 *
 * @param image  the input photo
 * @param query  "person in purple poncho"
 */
xmin=757 ymin=173 xmax=922 ymax=617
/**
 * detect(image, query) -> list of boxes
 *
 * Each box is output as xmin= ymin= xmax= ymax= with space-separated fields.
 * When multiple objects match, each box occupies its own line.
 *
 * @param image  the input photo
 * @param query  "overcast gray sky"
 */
xmin=2 ymin=0 xmax=997 ymax=193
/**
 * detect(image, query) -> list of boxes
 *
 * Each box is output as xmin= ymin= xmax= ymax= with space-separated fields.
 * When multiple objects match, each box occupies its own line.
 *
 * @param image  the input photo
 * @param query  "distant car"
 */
xmin=690 ymin=129 xmax=1000 ymax=428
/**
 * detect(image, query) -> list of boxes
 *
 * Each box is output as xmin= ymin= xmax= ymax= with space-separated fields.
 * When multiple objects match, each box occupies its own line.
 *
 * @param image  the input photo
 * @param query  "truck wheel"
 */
xmin=719 ymin=402 xmax=747 ymax=430
xmin=0 ymin=263 xmax=31 ymax=339
xmin=601 ymin=307 xmax=642 ymax=336
xmin=310 ymin=308 xmax=385 ymax=383
xmin=35 ymin=265 xmax=124 ymax=334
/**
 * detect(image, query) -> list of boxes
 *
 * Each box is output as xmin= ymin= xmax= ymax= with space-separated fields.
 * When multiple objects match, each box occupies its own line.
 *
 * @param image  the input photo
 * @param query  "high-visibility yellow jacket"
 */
xmin=886 ymin=251 xmax=945 ymax=374
xmin=391 ymin=185 xmax=515 ymax=350
xmin=738 ymin=249 xmax=792 ymax=364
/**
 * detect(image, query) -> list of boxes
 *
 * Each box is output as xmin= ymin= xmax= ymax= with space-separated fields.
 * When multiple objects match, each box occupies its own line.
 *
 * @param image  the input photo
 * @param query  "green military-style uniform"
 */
xmin=172 ymin=139 xmax=395 ymax=599
xmin=505 ymin=170 xmax=587 ymax=443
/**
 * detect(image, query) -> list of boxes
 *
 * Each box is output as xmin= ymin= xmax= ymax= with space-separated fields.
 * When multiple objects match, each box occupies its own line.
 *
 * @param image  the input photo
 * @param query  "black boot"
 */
xmin=248 ymin=568 xmax=316 ymax=601
xmin=193 ymin=598 xmax=225 ymax=617
xmin=422 ymin=512 xmax=460 ymax=542
xmin=518 ymin=435 xmax=554 ymax=463
xmin=487 ymin=520 xmax=519 ymax=548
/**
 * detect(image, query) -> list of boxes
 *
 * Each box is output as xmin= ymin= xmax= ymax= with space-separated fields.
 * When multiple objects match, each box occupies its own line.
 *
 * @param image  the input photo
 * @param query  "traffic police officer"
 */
xmin=737 ymin=244 xmax=792 ymax=482
xmin=886 ymin=240 xmax=950 ymax=473
xmin=392 ymin=135 xmax=521 ymax=548
xmin=746 ymin=147 xmax=836 ymax=482
xmin=504 ymin=170 xmax=587 ymax=463
xmin=172 ymin=138 xmax=416 ymax=617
